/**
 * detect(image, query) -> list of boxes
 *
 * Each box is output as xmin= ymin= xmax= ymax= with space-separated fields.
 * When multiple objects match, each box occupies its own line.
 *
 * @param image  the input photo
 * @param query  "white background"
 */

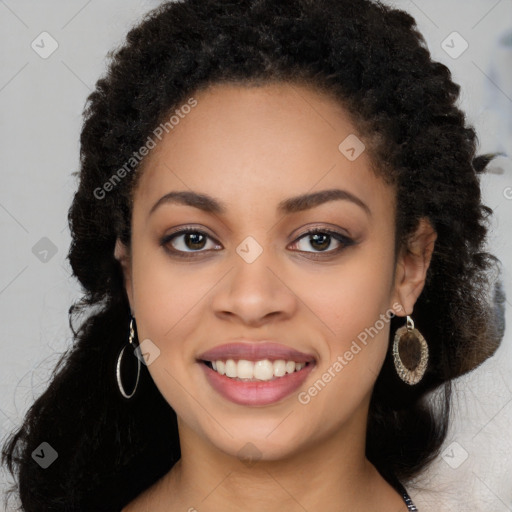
xmin=0 ymin=1 xmax=511 ymax=510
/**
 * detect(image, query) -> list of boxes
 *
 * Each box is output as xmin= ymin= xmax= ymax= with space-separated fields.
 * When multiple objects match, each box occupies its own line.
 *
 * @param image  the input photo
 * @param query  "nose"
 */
xmin=211 ymin=244 xmax=298 ymax=327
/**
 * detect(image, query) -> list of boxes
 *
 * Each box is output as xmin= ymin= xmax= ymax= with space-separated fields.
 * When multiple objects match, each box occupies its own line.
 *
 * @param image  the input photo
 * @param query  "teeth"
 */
xmin=285 ymin=360 xmax=296 ymax=373
xmin=238 ymin=359 xmax=254 ymax=379
xmin=209 ymin=358 xmax=307 ymax=381
xmin=216 ymin=360 xmax=225 ymax=375
xmin=254 ymin=360 xmax=274 ymax=380
xmin=273 ymin=360 xmax=286 ymax=377
xmin=225 ymin=359 xmax=238 ymax=378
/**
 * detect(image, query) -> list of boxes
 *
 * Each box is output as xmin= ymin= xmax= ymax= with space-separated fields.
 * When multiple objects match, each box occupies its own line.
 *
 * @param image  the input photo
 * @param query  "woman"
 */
xmin=1 ymin=0 xmax=505 ymax=510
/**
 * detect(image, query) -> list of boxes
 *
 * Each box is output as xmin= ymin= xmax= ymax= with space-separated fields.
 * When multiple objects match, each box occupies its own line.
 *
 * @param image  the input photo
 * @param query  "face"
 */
xmin=115 ymin=82 xmax=435 ymax=462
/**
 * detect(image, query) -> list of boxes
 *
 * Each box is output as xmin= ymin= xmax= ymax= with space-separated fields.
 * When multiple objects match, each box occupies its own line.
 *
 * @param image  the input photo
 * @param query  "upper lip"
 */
xmin=197 ymin=341 xmax=316 ymax=363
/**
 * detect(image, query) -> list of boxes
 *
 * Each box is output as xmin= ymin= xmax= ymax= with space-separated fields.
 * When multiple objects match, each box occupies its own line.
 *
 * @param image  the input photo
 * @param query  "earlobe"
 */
xmin=114 ymin=238 xmax=128 ymax=264
xmin=114 ymin=238 xmax=134 ymax=313
xmin=392 ymin=218 xmax=437 ymax=316
xmin=114 ymin=238 xmax=131 ymax=276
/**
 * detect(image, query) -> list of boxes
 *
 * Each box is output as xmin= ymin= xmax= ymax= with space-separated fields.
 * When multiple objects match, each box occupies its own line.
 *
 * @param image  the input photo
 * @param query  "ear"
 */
xmin=114 ymin=238 xmax=134 ymax=314
xmin=391 ymin=218 xmax=437 ymax=317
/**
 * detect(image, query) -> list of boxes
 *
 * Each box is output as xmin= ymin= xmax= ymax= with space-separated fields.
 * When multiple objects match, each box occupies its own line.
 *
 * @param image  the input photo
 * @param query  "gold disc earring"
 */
xmin=392 ymin=315 xmax=428 ymax=385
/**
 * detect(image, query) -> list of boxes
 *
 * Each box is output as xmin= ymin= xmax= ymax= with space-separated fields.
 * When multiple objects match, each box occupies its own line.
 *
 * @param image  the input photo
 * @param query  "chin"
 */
xmin=193 ymin=413 xmax=314 ymax=462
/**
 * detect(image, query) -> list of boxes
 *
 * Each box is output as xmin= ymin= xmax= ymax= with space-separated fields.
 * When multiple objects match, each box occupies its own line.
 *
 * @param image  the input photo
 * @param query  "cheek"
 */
xmin=132 ymin=261 xmax=205 ymax=342
xmin=129 ymin=223 xmax=396 ymax=414
xmin=302 ymin=244 xmax=395 ymax=343
xmin=131 ymin=225 xmax=397 ymax=350
xmin=129 ymin=249 xmax=210 ymax=412
xmin=298 ymin=242 xmax=396 ymax=400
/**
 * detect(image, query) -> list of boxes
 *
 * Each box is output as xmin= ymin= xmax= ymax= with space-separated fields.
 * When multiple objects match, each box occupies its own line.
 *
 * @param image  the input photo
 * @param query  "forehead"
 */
xmin=133 ymin=82 xmax=394 ymax=219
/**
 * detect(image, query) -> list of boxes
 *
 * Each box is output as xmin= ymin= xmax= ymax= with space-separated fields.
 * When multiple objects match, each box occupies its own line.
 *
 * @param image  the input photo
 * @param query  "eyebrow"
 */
xmin=149 ymin=188 xmax=371 ymax=217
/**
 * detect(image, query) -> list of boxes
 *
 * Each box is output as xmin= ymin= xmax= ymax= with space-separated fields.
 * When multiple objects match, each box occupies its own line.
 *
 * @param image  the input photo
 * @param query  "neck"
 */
xmin=151 ymin=413 xmax=407 ymax=512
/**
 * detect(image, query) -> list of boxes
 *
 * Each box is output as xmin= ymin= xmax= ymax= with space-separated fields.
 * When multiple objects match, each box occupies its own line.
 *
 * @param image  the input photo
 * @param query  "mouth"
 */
xmin=196 ymin=342 xmax=317 ymax=406
xmin=200 ymin=358 xmax=313 ymax=381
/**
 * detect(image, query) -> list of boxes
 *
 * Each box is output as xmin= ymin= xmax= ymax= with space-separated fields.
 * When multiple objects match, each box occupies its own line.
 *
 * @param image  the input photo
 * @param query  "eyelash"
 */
xmin=160 ymin=226 xmax=355 ymax=260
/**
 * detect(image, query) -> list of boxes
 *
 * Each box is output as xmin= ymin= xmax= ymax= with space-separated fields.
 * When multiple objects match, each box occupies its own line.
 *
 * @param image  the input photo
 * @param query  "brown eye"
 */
xmin=181 ymin=232 xmax=207 ymax=250
xmin=290 ymin=229 xmax=354 ymax=254
xmin=306 ymin=233 xmax=331 ymax=251
xmin=161 ymin=229 xmax=221 ymax=256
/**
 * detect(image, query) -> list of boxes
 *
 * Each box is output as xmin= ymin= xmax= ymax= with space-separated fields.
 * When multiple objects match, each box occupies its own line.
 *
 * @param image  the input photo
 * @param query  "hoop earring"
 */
xmin=116 ymin=317 xmax=141 ymax=399
xmin=392 ymin=315 xmax=428 ymax=385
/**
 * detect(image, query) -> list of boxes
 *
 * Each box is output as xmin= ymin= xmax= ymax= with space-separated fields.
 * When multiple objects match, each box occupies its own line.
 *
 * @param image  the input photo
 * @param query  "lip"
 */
xmin=199 ymin=359 xmax=316 ymax=406
xmin=197 ymin=341 xmax=316 ymax=406
xmin=197 ymin=341 xmax=316 ymax=363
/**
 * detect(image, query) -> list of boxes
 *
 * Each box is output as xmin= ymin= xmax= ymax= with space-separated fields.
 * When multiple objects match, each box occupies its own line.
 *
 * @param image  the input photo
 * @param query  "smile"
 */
xmin=203 ymin=358 xmax=310 ymax=381
xmin=197 ymin=341 xmax=316 ymax=406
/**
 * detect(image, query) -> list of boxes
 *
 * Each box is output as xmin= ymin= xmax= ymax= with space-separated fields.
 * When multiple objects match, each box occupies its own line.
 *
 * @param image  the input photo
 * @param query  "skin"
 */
xmin=116 ymin=82 xmax=437 ymax=512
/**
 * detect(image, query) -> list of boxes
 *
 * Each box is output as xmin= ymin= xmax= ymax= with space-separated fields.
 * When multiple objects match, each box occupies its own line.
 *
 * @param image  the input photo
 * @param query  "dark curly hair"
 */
xmin=2 ymin=0 xmax=506 ymax=510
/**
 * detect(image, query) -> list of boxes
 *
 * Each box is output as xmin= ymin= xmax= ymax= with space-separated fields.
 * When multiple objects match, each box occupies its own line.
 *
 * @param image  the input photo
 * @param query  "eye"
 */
xmin=289 ymin=228 xmax=354 ymax=255
xmin=161 ymin=228 xmax=221 ymax=256
xmin=160 ymin=226 xmax=354 ymax=259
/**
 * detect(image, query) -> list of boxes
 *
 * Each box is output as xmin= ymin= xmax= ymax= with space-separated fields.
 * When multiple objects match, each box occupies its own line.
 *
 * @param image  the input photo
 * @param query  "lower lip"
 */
xmin=199 ymin=361 xmax=315 ymax=406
